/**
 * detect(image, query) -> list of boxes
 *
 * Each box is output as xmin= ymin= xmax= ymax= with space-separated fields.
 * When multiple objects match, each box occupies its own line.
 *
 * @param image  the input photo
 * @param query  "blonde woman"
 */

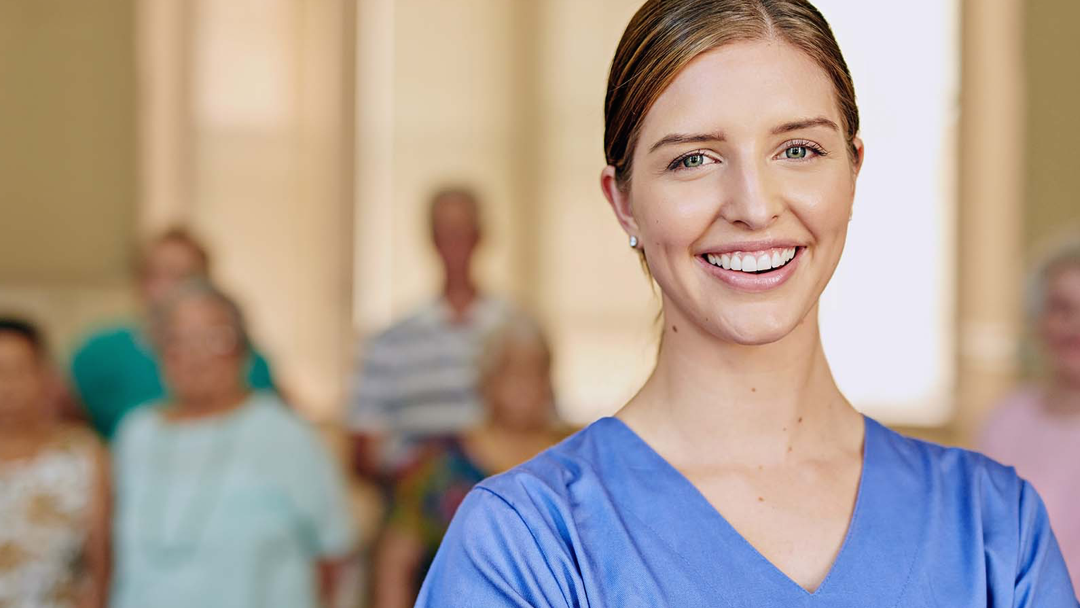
xmin=373 ymin=316 xmax=563 ymax=608
xmin=418 ymin=1 xmax=1076 ymax=606
xmin=110 ymin=282 xmax=355 ymax=608
xmin=983 ymin=240 xmax=1080 ymax=592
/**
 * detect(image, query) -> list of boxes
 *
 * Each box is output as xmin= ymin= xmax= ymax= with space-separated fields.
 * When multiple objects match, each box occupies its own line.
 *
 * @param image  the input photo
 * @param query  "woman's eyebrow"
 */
xmin=771 ymin=116 xmax=839 ymax=135
xmin=647 ymin=117 xmax=838 ymax=154
xmin=647 ymin=131 xmax=726 ymax=154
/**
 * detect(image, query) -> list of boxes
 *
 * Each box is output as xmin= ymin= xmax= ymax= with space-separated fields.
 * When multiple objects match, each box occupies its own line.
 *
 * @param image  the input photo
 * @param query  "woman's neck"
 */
xmin=1043 ymin=377 xmax=1080 ymax=416
xmin=165 ymin=388 xmax=250 ymax=422
xmin=0 ymin=417 xmax=53 ymax=460
xmin=464 ymin=421 xmax=556 ymax=473
xmin=619 ymin=303 xmax=861 ymax=467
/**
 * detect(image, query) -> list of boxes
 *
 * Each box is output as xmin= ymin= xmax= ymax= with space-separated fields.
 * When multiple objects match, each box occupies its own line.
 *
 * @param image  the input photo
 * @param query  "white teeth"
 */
xmin=705 ymin=247 xmax=801 ymax=274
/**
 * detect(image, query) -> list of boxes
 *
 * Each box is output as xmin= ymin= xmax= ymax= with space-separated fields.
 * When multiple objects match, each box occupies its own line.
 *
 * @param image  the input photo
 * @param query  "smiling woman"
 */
xmin=416 ymin=1 xmax=1078 ymax=606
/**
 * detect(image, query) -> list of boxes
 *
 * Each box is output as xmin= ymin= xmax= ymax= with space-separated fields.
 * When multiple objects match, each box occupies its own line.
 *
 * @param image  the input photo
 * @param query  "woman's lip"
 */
xmin=697 ymin=247 xmax=803 ymax=292
xmin=698 ymin=240 xmax=804 ymax=256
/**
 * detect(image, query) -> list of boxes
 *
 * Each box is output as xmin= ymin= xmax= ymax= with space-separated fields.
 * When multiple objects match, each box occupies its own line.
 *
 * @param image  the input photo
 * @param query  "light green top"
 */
xmin=110 ymin=392 xmax=356 ymax=608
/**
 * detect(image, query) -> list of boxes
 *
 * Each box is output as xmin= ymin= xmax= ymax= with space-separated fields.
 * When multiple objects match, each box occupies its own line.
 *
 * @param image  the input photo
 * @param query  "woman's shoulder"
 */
xmin=867 ymin=417 xmax=1030 ymax=512
xmin=471 ymin=418 xmax=631 ymax=511
xmin=112 ymin=403 xmax=165 ymax=443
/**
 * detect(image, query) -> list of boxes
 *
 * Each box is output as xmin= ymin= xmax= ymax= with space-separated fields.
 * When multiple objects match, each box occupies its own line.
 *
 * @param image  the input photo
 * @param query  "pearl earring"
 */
xmin=629 ymin=235 xmax=639 ymax=249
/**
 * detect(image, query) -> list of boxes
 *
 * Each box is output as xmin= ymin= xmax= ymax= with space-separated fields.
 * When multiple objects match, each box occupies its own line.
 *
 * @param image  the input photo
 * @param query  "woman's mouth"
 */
xmin=697 ymin=246 xmax=804 ymax=292
xmin=702 ymin=247 xmax=799 ymax=274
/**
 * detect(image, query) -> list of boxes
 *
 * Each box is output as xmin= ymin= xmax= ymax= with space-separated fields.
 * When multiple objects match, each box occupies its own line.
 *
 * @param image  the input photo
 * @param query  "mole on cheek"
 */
xmin=672 ymin=325 xmax=678 ymax=333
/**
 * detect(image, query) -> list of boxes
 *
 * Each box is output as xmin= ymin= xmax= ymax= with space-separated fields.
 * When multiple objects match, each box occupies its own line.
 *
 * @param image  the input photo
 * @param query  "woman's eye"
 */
xmin=680 ymin=153 xmax=706 ymax=168
xmin=784 ymin=146 xmax=809 ymax=159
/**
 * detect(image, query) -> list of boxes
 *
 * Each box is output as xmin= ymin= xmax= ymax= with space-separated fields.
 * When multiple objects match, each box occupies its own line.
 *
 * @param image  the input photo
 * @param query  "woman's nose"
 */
xmin=718 ymin=158 xmax=782 ymax=230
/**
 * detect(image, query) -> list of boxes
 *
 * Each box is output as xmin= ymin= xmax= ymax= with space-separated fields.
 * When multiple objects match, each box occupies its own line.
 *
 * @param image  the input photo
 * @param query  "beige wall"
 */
xmin=135 ymin=0 xmax=356 ymax=421
xmin=0 ymin=0 xmax=137 ymax=356
xmin=354 ymin=0 xmax=659 ymax=423
xmin=6 ymin=0 xmax=1073 ymax=438
xmin=1024 ymin=0 xmax=1080 ymax=249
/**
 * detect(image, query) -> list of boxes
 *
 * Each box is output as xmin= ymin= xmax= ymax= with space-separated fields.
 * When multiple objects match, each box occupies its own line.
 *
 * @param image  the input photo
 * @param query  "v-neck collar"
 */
xmin=589 ymin=415 xmax=920 ymax=605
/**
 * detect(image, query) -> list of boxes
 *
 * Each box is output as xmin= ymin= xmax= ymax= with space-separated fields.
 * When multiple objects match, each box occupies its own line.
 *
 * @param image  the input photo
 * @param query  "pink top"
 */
xmin=981 ymin=386 xmax=1080 ymax=591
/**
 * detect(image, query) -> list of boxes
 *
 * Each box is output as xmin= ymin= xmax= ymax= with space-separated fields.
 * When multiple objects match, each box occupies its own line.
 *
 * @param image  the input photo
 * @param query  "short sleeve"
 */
xmin=245 ymin=350 xmax=276 ymax=391
xmin=69 ymin=332 xmax=115 ymax=433
xmin=285 ymin=423 xmax=359 ymax=558
xmin=1013 ymin=480 xmax=1078 ymax=607
xmin=416 ymin=488 xmax=583 ymax=608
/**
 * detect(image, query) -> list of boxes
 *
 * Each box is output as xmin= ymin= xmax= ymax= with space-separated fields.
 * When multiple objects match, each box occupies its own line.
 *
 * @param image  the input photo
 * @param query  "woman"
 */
xmin=982 ymin=240 xmax=1080 ymax=591
xmin=70 ymin=227 xmax=276 ymax=440
xmin=110 ymin=281 xmax=356 ymax=608
xmin=418 ymin=1 xmax=1077 ymax=606
xmin=0 ymin=318 xmax=110 ymax=608
xmin=372 ymin=316 xmax=564 ymax=608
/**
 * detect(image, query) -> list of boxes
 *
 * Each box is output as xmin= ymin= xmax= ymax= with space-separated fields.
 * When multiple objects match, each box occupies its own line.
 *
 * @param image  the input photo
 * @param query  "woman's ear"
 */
xmin=851 ymin=136 xmax=865 ymax=179
xmin=600 ymin=166 xmax=641 ymax=241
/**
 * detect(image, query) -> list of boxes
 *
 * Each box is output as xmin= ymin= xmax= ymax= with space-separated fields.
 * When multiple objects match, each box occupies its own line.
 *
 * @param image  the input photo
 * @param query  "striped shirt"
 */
xmin=349 ymin=297 xmax=510 ymax=470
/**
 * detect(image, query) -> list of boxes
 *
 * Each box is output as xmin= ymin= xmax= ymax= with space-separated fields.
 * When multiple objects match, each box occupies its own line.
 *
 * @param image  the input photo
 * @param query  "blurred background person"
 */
xmin=69 ymin=227 xmax=277 ymax=441
xmin=0 ymin=318 xmax=110 ymax=608
xmin=370 ymin=315 xmax=564 ymax=608
xmin=349 ymin=188 xmax=512 ymax=482
xmin=109 ymin=281 xmax=356 ymax=608
xmin=981 ymin=238 xmax=1080 ymax=591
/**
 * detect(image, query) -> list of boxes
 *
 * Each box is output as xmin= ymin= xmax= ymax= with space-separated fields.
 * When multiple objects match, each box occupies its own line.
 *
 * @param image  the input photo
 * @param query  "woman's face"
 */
xmin=604 ymin=40 xmax=861 ymax=345
xmin=0 ymin=334 xmax=46 ymax=424
xmin=140 ymin=241 xmax=205 ymax=308
xmin=1041 ymin=263 xmax=1080 ymax=385
xmin=161 ymin=296 xmax=245 ymax=404
xmin=482 ymin=343 xmax=554 ymax=432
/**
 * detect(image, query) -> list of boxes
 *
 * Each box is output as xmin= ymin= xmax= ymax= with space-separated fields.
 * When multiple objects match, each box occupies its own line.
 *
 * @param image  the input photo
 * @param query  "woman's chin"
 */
xmin=707 ymin=314 xmax=804 ymax=347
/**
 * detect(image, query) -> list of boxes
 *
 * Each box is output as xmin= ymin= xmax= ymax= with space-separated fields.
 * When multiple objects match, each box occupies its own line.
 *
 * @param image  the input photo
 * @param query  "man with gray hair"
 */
xmin=349 ymin=187 xmax=511 ymax=481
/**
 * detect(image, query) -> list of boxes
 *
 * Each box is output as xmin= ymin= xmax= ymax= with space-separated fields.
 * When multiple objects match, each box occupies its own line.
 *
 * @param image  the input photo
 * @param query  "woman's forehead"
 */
xmin=640 ymin=40 xmax=840 ymax=143
xmin=170 ymin=296 xmax=231 ymax=325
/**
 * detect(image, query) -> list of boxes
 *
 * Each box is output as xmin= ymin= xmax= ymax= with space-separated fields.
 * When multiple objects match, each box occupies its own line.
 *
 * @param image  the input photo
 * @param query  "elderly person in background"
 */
xmin=70 ymin=227 xmax=277 ymax=440
xmin=110 ymin=281 xmax=356 ymax=608
xmin=371 ymin=315 xmax=565 ymax=608
xmin=0 ymin=318 xmax=110 ymax=608
xmin=982 ymin=239 xmax=1080 ymax=591
xmin=349 ymin=188 xmax=511 ymax=482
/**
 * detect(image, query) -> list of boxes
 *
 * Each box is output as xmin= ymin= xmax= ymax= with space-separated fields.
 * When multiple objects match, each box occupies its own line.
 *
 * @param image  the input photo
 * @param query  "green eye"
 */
xmin=681 ymin=154 xmax=705 ymax=168
xmin=784 ymin=146 xmax=808 ymax=159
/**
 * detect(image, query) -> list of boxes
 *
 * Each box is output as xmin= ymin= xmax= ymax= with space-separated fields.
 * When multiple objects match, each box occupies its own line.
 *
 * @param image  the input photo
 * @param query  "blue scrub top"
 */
xmin=418 ymin=416 xmax=1078 ymax=607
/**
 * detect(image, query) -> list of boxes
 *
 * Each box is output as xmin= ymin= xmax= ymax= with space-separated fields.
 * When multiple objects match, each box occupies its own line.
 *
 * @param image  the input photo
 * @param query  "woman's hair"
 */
xmin=153 ymin=279 xmax=253 ymax=355
xmin=0 ymin=317 xmax=46 ymax=360
xmin=477 ymin=314 xmax=553 ymax=383
xmin=136 ymin=226 xmax=212 ymax=277
xmin=1025 ymin=236 xmax=1080 ymax=322
xmin=604 ymin=0 xmax=859 ymax=186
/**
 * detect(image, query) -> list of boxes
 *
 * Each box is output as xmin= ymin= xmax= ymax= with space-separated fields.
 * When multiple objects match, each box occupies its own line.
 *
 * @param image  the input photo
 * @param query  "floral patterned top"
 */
xmin=0 ymin=429 xmax=97 ymax=608
xmin=387 ymin=436 xmax=489 ymax=589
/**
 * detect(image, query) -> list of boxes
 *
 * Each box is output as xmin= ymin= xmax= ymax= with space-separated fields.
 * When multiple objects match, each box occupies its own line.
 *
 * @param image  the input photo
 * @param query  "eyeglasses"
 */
xmin=162 ymin=325 xmax=240 ymax=357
